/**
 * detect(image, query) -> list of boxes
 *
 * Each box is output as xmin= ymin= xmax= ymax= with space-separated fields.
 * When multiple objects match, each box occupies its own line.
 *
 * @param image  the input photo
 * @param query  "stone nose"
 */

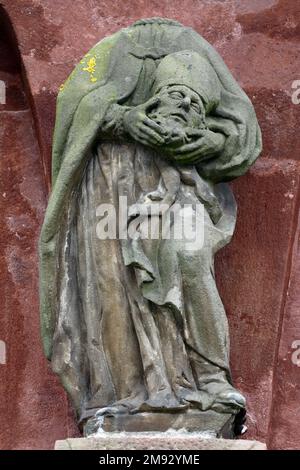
xmin=180 ymin=96 xmax=191 ymax=111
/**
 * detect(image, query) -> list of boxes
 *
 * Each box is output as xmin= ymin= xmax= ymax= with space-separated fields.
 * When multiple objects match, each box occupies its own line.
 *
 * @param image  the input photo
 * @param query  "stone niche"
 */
xmin=0 ymin=0 xmax=299 ymax=451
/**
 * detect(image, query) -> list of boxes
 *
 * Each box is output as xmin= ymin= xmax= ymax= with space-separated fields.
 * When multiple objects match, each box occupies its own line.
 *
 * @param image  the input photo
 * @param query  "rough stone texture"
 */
xmin=55 ymin=434 xmax=266 ymax=450
xmin=83 ymin=411 xmax=235 ymax=439
xmin=216 ymin=159 xmax=300 ymax=442
xmin=0 ymin=0 xmax=299 ymax=450
xmin=0 ymin=8 xmax=79 ymax=449
xmin=267 ymin=209 xmax=300 ymax=450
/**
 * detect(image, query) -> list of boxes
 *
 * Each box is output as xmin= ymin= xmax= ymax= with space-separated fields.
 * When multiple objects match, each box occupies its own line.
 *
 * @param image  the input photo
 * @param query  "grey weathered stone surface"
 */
xmin=55 ymin=433 xmax=266 ymax=450
xmin=40 ymin=17 xmax=262 ymax=435
xmin=82 ymin=410 xmax=235 ymax=438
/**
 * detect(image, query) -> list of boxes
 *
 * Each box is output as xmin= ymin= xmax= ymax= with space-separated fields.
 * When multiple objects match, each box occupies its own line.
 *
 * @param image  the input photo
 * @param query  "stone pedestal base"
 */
xmin=55 ymin=433 xmax=266 ymax=450
xmin=83 ymin=410 xmax=237 ymax=438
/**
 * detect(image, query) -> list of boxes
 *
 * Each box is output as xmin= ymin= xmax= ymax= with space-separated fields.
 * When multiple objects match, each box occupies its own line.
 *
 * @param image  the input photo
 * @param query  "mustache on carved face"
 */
xmin=150 ymin=111 xmax=188 ymax=124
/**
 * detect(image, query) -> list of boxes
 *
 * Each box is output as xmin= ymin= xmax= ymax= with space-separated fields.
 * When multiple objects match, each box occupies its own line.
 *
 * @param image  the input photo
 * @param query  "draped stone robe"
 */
xmin=51 ymin=66 xmax=237 ymax=421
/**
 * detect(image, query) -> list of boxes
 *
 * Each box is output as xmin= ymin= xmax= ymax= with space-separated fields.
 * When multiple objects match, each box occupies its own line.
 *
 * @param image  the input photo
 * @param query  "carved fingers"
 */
xmin=123 ymin=105 xmax=166 ymax=147
xmin=165 ymin=130 xmax=225 ymax=163
xmin=140 ymin=117 xmax=166 ymax=145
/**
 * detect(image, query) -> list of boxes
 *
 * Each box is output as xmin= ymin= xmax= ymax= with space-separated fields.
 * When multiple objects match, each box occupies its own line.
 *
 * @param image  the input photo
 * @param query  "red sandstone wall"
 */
xmin=0 ymin=0 xmax=299 ymax=450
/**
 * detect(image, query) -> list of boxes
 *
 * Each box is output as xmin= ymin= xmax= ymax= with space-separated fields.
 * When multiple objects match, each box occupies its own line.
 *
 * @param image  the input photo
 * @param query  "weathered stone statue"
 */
xmin=39 ymin=18 xmax=261 ymax=436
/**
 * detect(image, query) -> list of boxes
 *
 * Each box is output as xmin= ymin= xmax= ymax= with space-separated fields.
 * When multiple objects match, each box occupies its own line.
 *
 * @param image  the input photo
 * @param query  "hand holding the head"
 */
xmin=123 ymin=96 xmax=167 ymax=147
xmin=164 ymin=127 xmax=226 ymax=164
xmin=123 ymin=76 xmax=226 ymax=163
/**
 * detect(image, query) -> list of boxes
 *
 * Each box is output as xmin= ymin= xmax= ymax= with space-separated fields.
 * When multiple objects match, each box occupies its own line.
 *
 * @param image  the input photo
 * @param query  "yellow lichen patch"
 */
xmin=82 ymin=56 xmax=97 ymax=83
xmin=59 ymin=83 xmax=65 ymax=92
xmin=83 ymin=57 xmax=96 ymax=74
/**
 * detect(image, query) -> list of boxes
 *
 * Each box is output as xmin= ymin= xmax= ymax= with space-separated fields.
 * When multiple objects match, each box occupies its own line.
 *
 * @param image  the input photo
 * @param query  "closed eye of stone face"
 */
xmin=164 ymin=86 xmax=203 ymax=117
xmin=191 ymin=100 xmax=201 ymax=113
xmin=169 ymin=90 xmax=184 ymax=100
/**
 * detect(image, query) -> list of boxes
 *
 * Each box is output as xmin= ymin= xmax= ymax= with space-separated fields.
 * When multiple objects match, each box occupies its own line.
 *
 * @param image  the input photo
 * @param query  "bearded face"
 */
xmin=148 ymin=85 xmax=207 ymax=148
